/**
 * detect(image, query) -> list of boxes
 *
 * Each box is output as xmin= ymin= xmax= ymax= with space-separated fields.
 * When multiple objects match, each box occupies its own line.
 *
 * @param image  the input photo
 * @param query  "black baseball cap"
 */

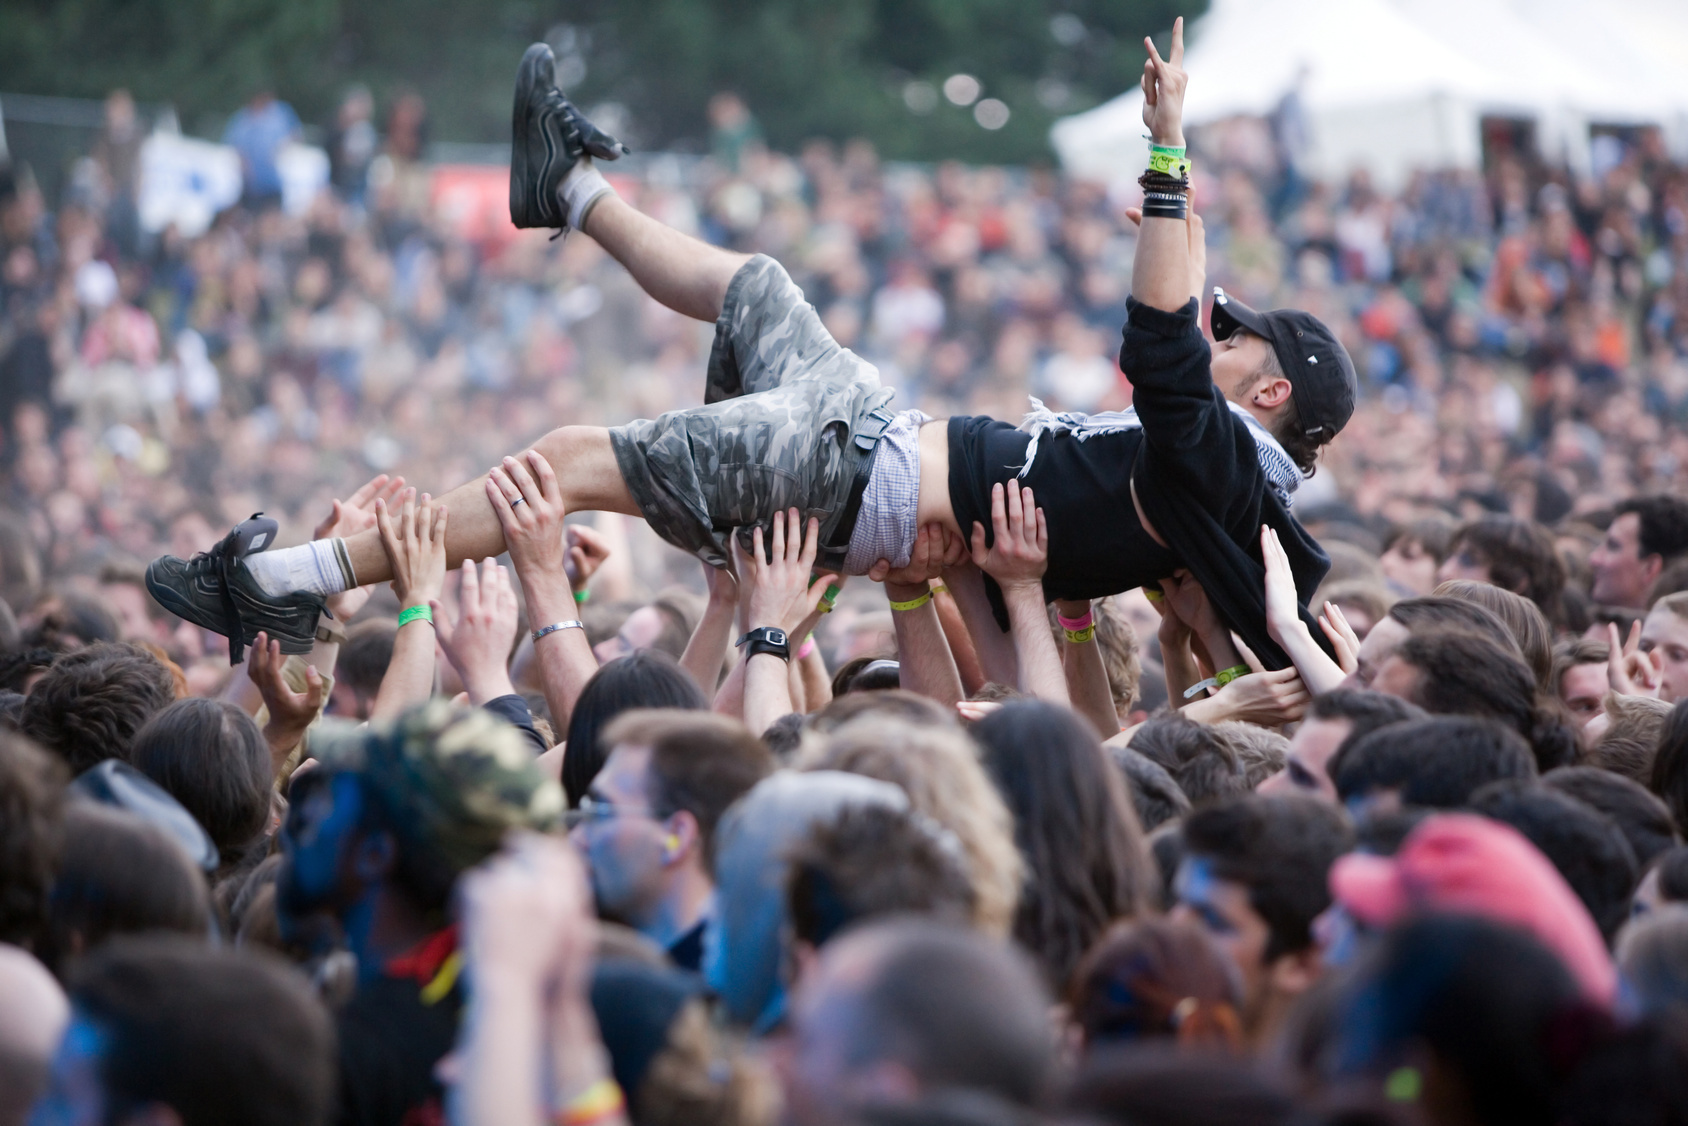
xmin=1209 ymin=287 xmax=1357 ymax=442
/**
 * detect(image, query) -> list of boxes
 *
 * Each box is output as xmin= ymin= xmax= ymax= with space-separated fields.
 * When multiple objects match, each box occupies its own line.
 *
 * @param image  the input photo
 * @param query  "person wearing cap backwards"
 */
xmin=146 ymin=17 xmax=1353 ymax=674
xmin=276 ymin=700 xmax=564 ymax=1126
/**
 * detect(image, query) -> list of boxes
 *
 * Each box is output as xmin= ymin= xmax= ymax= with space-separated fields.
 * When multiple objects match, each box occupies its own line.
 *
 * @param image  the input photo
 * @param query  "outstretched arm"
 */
xmin=1056 ymin=599 xmax=1121 ymax=737
xmin=369 ymin=490 xmax=448 ymax=722
xmin=971 ymin=483 xmax=1068 ymax=706
xmin=876 ymin=525 xmax=966 ymax=708
xmin=1260 ymin=526 xmax=1347 ymax=695
xmin=1130 ymin=18 xmax=1192 ymax=314
xmin=490 ymin=452 xmax=601 ymax=733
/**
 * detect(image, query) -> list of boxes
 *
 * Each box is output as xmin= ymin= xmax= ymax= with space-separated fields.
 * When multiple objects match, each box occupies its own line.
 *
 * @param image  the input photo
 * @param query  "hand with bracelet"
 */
xmin=1158 ymin=568 xmax=1249 ymax=700
xmin=878 ymin=524 xmax=965 ymax=708
xmin=369 ymin=489 xmax=448 ymax=722
xmin=376 ymin=488 xmax=448 ymax=622
xmin=489 ymin=449 xmax=598 ymax=737
xmin=733 ymin=510 xmax=835 ymax=733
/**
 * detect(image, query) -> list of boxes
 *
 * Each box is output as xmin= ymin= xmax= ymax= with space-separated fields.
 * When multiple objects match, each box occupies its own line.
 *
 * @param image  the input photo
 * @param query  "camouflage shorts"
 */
xmin=610 ymin=255 xmax=896 ymax=569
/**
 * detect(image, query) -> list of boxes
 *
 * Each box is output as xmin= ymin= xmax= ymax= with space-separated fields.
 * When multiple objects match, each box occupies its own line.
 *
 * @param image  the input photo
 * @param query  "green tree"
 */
xmin=0 ymin=0 xmax=1204 ymax=162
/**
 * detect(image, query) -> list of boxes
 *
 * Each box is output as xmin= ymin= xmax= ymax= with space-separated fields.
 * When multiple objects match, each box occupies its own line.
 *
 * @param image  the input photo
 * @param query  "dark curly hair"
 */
xmin=19 ymin=642 xmax=178 ymax=774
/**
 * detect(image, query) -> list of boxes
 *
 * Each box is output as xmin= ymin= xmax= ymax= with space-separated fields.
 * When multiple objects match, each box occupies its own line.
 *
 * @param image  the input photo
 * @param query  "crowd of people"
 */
xmin=8 ymin=53 xmax=1688 ymax=1126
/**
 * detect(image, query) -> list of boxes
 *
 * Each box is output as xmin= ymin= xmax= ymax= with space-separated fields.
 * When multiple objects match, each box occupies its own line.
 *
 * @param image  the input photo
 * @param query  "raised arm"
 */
xmin=875 ymin=524 xmax=966 ymax=708
xmin=1260 ymin=525 xmax=1347 ymax=695
xmin=1129 ymin=17 xmax=1192 ymax=314
xmin=679 ymin=561 xmax=739 ymax=696
xmin=736 ymin=510 xmax=835 ymax=737
xmin=971 ymin=483 xmax=1068 ymax=706
xmin=1055 ymin=599 xmax=1120 ymax=737
xmin=489 ymin=451 xmax=600 ymax=732
xmin=368 ymin=490 xmax=447 ymax=722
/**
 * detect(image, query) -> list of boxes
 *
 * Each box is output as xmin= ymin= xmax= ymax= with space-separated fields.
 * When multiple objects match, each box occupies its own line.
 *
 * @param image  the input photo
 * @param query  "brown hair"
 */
xmin=1446 ymin=515 xmax=1566 ymax=623
xmin=1069 ymin=918 xmax=1244 ymax=1049
xmin=797 ymin=718 xmax=1022 ymax=937
xmin=19 ymin=642 xmax=178 ymax=774
xmin=1598 ymin=692 xmax=1673 ymax=783
xmin=601 ymin=710 xmax=775 ymax=867
xmin=1434 ymin=579 xmax=1555 ymax=694
xmin=635 ymin=1001 xmax=778 ymax=1126
xmin=0 ymin=732 xmax=66 ymax=948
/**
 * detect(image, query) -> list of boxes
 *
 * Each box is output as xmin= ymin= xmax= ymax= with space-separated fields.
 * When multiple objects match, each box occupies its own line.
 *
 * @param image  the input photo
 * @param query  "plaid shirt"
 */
xmin=843 ymin=409 xmax=930 ymax=574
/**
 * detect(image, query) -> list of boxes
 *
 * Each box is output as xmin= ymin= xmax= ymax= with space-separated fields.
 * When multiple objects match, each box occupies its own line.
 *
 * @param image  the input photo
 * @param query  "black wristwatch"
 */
xmin=737 ymin=626 xmax=791 ymax=662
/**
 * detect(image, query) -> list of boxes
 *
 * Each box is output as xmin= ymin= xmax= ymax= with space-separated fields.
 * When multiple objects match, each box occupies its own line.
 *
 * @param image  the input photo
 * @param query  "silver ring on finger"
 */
xmin=510 ymin=497 xmax=526 ymax=509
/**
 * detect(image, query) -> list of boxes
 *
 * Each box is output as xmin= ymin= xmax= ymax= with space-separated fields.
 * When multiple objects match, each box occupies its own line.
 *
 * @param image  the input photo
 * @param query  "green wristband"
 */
xmin=398 ymin=604 xmax=434 ymax=629
xmin=1149 ymin=142 xmax=1187 ymax=156
xmin=574 ymin=589 xmax=590 ymax=605
xmin=1215 ymin=663 xmax=1251 ymax=686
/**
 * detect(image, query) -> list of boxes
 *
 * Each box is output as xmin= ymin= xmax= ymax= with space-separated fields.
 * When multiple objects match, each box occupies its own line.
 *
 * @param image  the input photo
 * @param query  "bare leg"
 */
xmin=341 ymin=194 xmax=746 ymax=586
xmin=579 ymin=193 xmax=750 ymax=323
xmin=342 ymin=426 xmax=638 ymax=585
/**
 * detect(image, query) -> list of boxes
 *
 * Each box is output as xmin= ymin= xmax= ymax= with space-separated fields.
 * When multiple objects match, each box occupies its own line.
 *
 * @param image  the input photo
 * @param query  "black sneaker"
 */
xmin=145 ymin=514 xmax=325 ymax=664
xmin=509 ymin=42 xmax=628 ymax=230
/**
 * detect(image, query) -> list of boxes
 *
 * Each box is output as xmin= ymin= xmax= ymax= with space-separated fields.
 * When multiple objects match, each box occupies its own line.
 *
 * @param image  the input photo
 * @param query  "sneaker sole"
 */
xmin=511 ymin=43 xmax=560 ymax=229
xmin=145 ymin=559 xmax=319 ymax=658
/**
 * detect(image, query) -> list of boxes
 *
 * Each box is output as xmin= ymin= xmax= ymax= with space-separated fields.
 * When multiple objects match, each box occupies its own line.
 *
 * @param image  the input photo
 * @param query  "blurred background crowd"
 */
xmin=3 ymin=79 xmax=1688 ymax=683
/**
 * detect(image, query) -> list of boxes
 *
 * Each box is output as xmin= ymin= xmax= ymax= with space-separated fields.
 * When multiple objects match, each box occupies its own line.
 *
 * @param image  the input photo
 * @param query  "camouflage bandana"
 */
xmin=313 ymin=700 xmax=564 ymax=875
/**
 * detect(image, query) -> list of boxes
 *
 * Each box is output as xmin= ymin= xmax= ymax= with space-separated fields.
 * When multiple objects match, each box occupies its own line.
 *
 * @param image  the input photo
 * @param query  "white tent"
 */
xmin=1050 ymin=0 xmax=1688 ymax=188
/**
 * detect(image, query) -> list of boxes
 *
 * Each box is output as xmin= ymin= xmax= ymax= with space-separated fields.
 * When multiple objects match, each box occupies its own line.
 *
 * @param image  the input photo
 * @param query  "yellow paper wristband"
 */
xmin=888 ymin=590 xmax=933 ymax=612
xmin=1064 ymin=625 xmax=1097 ymax=644
xmin=557 ymin=1078 xmax=625 ymax=1126
xmin=1147 ymin=150 xmax=1191 ymax=177
xmin=1215 ymin=664 xmax=1251 ymax=686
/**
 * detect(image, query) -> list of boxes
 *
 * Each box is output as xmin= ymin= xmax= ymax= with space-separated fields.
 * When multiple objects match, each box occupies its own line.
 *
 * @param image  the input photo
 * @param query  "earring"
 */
xmin=666 ymin=834 xmax=681 ymax=853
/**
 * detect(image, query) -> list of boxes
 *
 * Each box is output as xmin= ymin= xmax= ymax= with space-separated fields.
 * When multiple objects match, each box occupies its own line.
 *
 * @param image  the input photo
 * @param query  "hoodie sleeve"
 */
xmin=1120 ymin=296 xmax=1263 ymax=526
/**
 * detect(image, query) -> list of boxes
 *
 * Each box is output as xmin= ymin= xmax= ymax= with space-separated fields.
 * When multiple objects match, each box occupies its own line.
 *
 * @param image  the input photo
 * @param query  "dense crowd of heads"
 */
xmin=8 ymin=87 xmax=1688 ymax=1126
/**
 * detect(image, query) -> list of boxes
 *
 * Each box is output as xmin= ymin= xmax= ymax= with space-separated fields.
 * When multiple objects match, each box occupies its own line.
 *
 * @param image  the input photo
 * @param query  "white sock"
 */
xmin=245 ymin=539 xmax=356 ymax=598
xmin=561 ymin=158 xmax=614 ymax=230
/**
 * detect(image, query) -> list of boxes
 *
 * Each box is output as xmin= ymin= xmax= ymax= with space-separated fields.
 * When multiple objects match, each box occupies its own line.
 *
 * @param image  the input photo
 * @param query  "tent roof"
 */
xmin=1051 ymin=0 xmax=1688 ymax=178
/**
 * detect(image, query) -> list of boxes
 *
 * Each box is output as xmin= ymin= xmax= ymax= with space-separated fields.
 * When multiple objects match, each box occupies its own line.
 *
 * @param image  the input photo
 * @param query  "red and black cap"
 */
xmin=1210 ymin=287 xmax=1357 ymax=442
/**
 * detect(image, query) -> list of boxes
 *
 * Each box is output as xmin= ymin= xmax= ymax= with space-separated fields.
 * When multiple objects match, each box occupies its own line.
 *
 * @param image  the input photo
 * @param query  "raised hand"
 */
xmin=433 ymin=559 xmax=521 ymax=704
xmin=1319 ymin=601 xmax=1361 ymax=675
xmin=564 ymin=524 xmax=611 ymax=590
xmin=1159 ymin=569 xmax=1224 ymax=650
xmin=1140 ymin=16 xmax=1188 ymax=147
xmin=1609 ymin=621 xmax=1663 ymax=697
xmin=248 ymin=630 xmax=325 ymax=765
xmin=1190 ymin=666 xmax=1310 ymax=728
xmin=459 ymin=831 xmax=594 ymax=989
xmin=314 ymin=473 xmax=407 ymax=541
xmin=735 ymin=509 xmax=835 ymax=635
xmin=870 ymin=522 xmax=966 ymax=588
xmin=314 ymin=473 xmax=406 ymax=619
xmin=970 ymin=482 xmax=1048 ymax=591
xmin=375 ymin=488 xmax=448 ymax=611
xmin=1260 ymin=525 xmax=1303 ymax=642
xmin=488 ymin=449 xmax=570 ymax=585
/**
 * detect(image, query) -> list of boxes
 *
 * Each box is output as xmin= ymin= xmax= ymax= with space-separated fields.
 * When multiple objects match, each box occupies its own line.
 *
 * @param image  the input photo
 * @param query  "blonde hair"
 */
xmin=1656 ymin=591 xmax=1688 ymax=622
xmin=796 ymin=717 xmax=1023 ymax=937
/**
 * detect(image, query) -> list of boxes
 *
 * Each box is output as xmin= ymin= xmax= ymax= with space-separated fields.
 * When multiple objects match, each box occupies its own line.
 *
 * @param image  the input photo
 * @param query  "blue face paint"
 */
xmin=277 ymin=772 xmax=365 ymax=918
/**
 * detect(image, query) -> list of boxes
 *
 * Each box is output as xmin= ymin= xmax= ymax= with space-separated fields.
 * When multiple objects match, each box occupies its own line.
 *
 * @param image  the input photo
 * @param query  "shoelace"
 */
xmin=185 ymin=536 xmax=246 ymax=664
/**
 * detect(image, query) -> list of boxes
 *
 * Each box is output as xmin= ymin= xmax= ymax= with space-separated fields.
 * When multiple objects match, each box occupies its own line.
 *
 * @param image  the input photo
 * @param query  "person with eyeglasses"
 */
xmin=568 ymin=709 xmax=774 ymax=972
